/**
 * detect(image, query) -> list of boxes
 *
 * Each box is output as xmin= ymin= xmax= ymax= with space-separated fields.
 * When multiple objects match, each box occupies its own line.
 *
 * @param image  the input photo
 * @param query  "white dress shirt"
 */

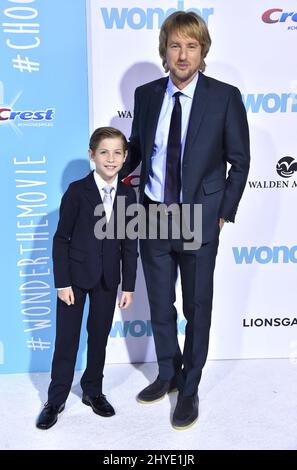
xmin=145 ymin=72 xmax=199 ymax=203
xmin=93 ymin=171 xmax=118 ymax=209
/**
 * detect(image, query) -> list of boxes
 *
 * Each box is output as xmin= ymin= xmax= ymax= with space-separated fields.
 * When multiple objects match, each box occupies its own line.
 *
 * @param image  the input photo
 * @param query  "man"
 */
xmin=121 ymin=11 xmax=250 ymax=430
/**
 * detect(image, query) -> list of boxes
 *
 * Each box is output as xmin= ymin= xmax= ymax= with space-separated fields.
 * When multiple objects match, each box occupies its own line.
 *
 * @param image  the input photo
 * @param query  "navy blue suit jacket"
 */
xmin=53 ymin=171 xmax=138 ymax=291
xmin=121 ymin=73 xmax=250 ymax=242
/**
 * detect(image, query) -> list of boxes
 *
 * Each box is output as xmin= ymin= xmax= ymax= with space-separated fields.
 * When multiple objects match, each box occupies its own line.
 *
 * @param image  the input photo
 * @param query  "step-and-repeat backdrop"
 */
xmin=0 ymin=0 xmax=90 ymax=373
xmin=1 ymin=0 xmax=296 ymax=373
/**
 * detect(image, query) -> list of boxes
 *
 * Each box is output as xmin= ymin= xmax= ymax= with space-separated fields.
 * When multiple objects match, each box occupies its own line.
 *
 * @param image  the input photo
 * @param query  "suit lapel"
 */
xmin=183 ymin=73 xmax=209 ymax=164
xmin=84 ymin=170 xmax=103 ymax=209
xmin=144 ymin=78 xmax=168 ymax=161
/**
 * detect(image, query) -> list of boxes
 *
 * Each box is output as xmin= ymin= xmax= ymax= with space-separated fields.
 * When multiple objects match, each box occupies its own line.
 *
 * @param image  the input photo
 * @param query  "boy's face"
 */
xmin=89 ymin=137 xmax=127 ymax=183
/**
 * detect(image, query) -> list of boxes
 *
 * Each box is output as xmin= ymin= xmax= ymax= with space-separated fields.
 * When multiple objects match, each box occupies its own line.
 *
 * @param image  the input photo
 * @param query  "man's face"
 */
xmin=166 ymin=30 xmax=202 ymax=89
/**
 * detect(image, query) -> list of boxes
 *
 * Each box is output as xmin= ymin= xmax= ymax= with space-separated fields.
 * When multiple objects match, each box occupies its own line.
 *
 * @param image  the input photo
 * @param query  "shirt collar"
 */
xmin=93 ymin=170 xmax=118 ymax=192
xmin=167 ymin=72 xmax=199 ymax=99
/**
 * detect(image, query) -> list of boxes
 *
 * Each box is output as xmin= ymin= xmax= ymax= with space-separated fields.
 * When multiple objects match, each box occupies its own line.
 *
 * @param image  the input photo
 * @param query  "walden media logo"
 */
xmin=243 ymin=316 xmax=297 ymax=327
xmin=100 ymin=1 xmax=214 ymax=29
xmin=233 ymin=246 xmax=297 ymax=264
xmin=248 ymin=156 xmax=297 ymax=189
xmin=276 ymin=156 xmax=297 ymax=178
xmin=117 ymin=110 xmax=132 ymax=119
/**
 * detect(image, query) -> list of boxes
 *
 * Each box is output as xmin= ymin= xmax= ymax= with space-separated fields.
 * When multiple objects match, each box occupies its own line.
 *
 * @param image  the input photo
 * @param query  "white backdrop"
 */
xmin=87 ymin=0 xmax=297 ymax=363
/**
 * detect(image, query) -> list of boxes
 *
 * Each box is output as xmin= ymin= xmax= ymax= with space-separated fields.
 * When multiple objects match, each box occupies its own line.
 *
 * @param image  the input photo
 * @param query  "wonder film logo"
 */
xmin=100 ymin=1 xmax=214 ymax=29
xmin=233 ymin=245 xmax=297 ymax=264
xmin=242 ymin=93 xmax=297 ymax=113
xmin=109 ymin=317 xmax=186 ymax=337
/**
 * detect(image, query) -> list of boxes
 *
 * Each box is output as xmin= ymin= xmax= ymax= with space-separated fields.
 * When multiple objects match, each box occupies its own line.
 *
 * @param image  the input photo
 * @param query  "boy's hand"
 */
xmin=119 ymin=291 xmax=133 ymax=309
xmin=58 ymin=287 xmax=75 ymax=306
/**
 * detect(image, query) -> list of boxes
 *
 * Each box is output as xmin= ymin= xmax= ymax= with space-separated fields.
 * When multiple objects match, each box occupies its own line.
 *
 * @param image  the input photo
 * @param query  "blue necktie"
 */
xmin=164 ymin=91 xmax=182 ymax=205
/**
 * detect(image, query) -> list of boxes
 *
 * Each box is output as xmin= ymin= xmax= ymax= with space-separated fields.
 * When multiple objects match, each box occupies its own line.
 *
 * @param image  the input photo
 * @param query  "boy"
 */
xmin=36 ymin=127 xmax=138 ymax=429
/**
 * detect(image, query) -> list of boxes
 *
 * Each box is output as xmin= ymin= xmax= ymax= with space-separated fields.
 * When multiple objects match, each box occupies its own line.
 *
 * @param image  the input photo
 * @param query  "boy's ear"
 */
xmin=88 ymin=149 xmax=93 ymax=160
xmin=123 ymin=150 xmax=128 ymax=161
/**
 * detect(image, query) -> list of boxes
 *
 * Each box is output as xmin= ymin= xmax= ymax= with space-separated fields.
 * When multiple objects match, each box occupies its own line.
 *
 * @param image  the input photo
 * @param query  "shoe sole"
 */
xmin=137 ymin=395 xmax=165 ymax=404
xmin=136 ymin=387 xmax=178 ymax=404
xmin=36 ymin=404 xmax=65 ymax=430
xmin=82 ymin=398 xmax=115 ymax=417
xmin=172 ymin=417 xmax=198 ymax=431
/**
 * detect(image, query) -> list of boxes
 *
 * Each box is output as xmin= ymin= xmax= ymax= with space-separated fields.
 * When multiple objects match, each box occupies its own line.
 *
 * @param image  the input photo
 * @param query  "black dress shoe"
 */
xmin=137 ymin=376 xmax=177 ymax=403
xmin=36 ymin=402 xmax=65 ymax=430
xmin=82 ymin=393 xmax=115 ymax=417
xmin=172 ymin=393 xmax=199 ymax=430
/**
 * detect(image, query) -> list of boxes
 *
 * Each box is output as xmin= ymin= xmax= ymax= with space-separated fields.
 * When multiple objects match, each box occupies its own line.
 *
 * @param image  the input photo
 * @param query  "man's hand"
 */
xmin=119 ymin=291 xmax=133 ymax=309
xmin=58 ymin=287 xmax=75 ymax=306
xmin=219 ymin=218 xmax=225 ymax=231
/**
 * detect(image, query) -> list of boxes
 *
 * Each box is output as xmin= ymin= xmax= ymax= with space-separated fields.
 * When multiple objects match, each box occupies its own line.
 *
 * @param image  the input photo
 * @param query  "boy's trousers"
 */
xmin=48 ymin=279 xmax=117 ymax=406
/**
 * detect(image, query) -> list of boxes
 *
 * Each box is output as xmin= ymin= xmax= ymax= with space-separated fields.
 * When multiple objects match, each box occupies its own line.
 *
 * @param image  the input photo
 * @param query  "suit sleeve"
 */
xmin=52 ymin=184 xmax=79 ymax=288
xmin=120 ymin=189 xmax=138 ymax=292
xmin=220 ymin=86 xmax=250 ymax=222
xmin=119 ymin=87 xmax=142 ymax=180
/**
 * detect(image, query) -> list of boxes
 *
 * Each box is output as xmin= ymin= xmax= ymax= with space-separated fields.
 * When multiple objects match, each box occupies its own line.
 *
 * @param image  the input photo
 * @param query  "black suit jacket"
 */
xmin=121 ymin=73 xmax=250 ymax=242
xmin=53 ymin=171 xmax=138 ymax=291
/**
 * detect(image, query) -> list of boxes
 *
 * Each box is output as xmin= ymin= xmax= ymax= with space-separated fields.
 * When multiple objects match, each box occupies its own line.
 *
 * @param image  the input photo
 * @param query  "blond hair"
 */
xmin=159 ymin=11 xmax=211 ymax=73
